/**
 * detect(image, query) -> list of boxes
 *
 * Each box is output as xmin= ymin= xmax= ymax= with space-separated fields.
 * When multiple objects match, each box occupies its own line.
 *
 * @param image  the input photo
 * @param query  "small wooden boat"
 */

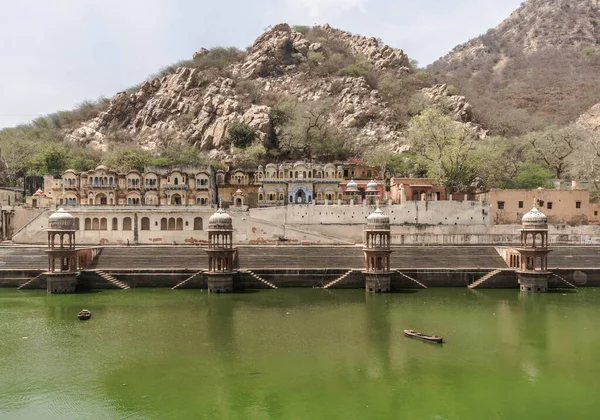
xmin=77 ymin=309 xmax=92 ymax=320
xmin=404 ymin=329 xmax=443 ymax=343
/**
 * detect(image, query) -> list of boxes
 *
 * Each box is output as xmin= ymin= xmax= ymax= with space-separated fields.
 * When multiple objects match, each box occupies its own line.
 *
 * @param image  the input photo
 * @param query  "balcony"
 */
xmin=163 ymin=184 xmax=188 ymax=190
xmin=82 ymin=185 xmax=118 ymax=190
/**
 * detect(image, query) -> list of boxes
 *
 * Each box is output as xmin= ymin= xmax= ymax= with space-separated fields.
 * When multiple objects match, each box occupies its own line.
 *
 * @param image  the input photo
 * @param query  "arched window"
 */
xmin=168 ymin=217 xmax=176 ymax=230
xmin=85 ymin=218 xmax=91 ymax=230
xmin=176 ymin=218 xmax=183 ymax=230
xmin=161 ymin=218 xmax=167 ymax=231
xmin=112 ymin=217 xmax=118 ymax=230
xmin=100 ymin=218 xmax=107 ymax=231
xmin=92 ymin=218 xmax=99 ymax=231
xmin=259 ymin=194 xmax=263 ymax=201
xmin=141 ymin=217 xmax=150 ymax=231
xmin=194 ymin=217 xmax=203 ymax=230
xmin=74 ymin=218 xmax=80 ymax=230
xmin=123 ymin=217 xmax=132 ymax=231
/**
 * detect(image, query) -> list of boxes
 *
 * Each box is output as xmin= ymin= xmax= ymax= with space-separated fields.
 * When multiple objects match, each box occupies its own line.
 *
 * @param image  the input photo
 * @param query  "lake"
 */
xmin=1 ymin=288 xmax=599 ymax=419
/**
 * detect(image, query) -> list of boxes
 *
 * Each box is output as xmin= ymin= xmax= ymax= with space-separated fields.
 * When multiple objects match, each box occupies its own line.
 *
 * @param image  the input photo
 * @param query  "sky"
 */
xmin=0 ymin=0 xmax=524 ymax=129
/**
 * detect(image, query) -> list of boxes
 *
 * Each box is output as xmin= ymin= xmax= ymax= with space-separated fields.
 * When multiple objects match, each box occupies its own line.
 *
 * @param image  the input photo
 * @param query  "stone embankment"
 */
xmin=3 ymin=245 xmax=600 ymax=290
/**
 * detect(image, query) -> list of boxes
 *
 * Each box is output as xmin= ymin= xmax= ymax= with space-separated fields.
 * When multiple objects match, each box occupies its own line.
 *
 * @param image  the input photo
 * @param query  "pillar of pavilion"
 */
xmin=516 ymin=205 xmax=552 ymax=293
xmin=45 ymin=208 xmax=79 ymax=294
xmin=205 ymin=207 xmax=236 ymax=293
xmin=363 ymin=207 xmax=394 ymax=293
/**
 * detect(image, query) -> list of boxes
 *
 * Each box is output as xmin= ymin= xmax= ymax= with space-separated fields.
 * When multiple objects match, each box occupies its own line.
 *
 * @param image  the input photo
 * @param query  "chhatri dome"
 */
xmin=366 ymin=179 xmax=378 ymax=190
xmin=346 ymin=179 xmax=358 ymax=191
xmin=367 ymin=207 xmax=390 ymax=226
xmin=48 ymin=208 xmax=75 ymax=230
xmin=208 ymin=207 xmax=233 ymax=230
xmin=522 ymin=206 xmax=548 ymax=227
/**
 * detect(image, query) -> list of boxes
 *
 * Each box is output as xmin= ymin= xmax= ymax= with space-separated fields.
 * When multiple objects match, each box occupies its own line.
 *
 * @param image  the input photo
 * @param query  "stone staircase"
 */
xmin=394 ymin=271 xmax=427 ymax=289
xmin=468 ymin=269 xmax=502 ymax=289
xmin=551 ymin=272 xmax=577 ymax=289
xmin=322 ymin=270 xmax=355 ymax=289
xmin=17 ymin=272 xmax=46 ymax=290
xmin=238 ymin=269 xmax=277 ymax=289
xmin=94 ymin=270 xmax=130 ymax=290
xmin=172 ymin=271 xmax=204 ymax=289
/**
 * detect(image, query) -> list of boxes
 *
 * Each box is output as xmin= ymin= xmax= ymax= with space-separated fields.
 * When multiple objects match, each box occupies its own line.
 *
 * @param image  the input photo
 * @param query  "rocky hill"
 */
xmin=65 ymin=24 xmax=475 ymax=160
xmin=429 ymin=0 xmax=600 ymax=136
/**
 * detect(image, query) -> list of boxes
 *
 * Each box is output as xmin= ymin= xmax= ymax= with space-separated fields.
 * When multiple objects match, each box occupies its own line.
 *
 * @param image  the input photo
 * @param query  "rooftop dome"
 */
xmin=32 ymin=188 xmax=46 ymax=197
xmin=95 ymin=165 xmax=107 ymax=171
xmin=208 ymin=208 xmax=233 ymax=230
xmin=522 ymin=206 xmax=548 ymax=227
xmin=48 ymin=208 xmax=75 ymax=230
xmin=366 ymin=179 xmax=378 ymax=190
xmin=346 ymin=180 xmax=358 ymax=191
xmin=367 ymin=207 xmax=390 ymax=227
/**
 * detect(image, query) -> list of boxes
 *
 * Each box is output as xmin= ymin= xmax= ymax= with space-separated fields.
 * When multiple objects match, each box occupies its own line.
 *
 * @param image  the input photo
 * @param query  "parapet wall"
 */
xmin=11 ymin=204 xmax=600 ymax=246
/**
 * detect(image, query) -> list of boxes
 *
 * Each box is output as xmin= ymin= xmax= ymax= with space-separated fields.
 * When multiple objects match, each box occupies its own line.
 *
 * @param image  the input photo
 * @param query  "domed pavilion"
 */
xmin=515 ymin=204 xmax=552 ymax=293
xmin=363 ymin=207 xmax=394 ymax=293
xmin=45 ymin=208 xmax=79 ymax=293
xmin=204 ymin=207 xmax=236 ymax=293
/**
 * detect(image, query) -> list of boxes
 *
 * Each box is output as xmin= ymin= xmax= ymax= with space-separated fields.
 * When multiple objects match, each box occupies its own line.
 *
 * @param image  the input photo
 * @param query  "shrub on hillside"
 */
xmin=227 ymin=122 xmax=256 ymax=149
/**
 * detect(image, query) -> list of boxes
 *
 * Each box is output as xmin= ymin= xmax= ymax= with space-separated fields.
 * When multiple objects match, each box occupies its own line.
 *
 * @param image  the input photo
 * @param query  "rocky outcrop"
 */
xmin=66 ymin=23 xmax=458 ymax=158
xmin=321 ymin=24 xmax=410 ymax=70
xmin=422 ymin=84 xmax=473 ymax=123
xmin=577 ymin=102 xmax=600 ymax=133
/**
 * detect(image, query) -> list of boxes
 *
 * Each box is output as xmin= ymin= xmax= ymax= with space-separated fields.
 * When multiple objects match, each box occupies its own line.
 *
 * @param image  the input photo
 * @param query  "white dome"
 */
xmin=366 ymin=179 xmax=378 ymax=190
xmin=48 ymin=208 xmax=75 ymax=230
xmin=208 ymin=208 xmax=233 ymax=230
xmin=367 ymin=207 xmax=390 ymax=226
xmin=522 ymin=207 xmax=547 ymax=227
xmin=346 ymin=180 xmax=358 ymax=191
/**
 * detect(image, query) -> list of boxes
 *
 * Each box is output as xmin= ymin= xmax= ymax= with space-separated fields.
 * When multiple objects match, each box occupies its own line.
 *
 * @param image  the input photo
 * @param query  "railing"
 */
xmin=59 ymin=204 xmax=215 ymax=210
xmin=260 ymin=178 xmax=341 ymax=184
xmin=81 ymin=185 xmax=118 ymax=190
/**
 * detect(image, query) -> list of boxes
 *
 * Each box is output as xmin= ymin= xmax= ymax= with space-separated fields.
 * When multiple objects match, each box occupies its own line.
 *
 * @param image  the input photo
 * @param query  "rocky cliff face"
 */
xmin=67 ymin=23 xmax=475 ymax=158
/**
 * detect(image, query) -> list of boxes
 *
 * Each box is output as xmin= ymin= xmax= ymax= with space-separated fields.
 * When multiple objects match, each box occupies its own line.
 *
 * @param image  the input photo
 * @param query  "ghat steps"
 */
xmin=394 ymin=271 xmax=428 ymax=288
xmin=238 ymin=269 xmax=277 ymax=289
xmin=17 ymin=272 xmax=46 ymax=290
xmin=468 ymin=269 xmax=503 ymax=289
xmin=322 ymin=269 xmax=355 ymax=289
xmin=94 ymin=270 xmax=130 ymax=289
xmin=172 ymin=270 xmax=204 ymax=289
xmin=551 ymin=272 xmax=577 ymax=289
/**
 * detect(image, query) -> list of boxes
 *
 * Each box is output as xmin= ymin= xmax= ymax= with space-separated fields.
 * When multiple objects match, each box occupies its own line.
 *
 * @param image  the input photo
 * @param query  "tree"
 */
xmin=227 ymin=122 xmax=256 ymax=149
xmin=407 ymin=108 xmax=481 ymax=194
xmin=503 ymin=163 xmax=553 ymax=189
xmin=102 ymin=148 xmax=153 ymax=173
xmin=27 ymin=145 xmax=71 ymax=177
xmin=277 ymin=100 xmax=333 ymax=159
xmin=526 ymin=125 xmax=585 ymax=179
xmin=364 ymin=146 xmax=393 ymax=181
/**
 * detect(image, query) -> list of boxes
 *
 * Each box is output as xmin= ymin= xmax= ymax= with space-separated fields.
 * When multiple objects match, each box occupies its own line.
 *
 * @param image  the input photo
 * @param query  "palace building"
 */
xmin=256 ymin=162 xmax=344 ymax=206
xmin=53 ymin=165 xmax=217 ymax=207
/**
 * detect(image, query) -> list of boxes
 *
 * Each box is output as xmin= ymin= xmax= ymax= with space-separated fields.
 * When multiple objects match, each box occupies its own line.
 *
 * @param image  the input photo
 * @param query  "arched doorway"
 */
xmin=95 ymin=193 xmax=107 ymax=205
xmin=290 ymin=186 xmax=311 ymax=204
xmin=171 ymin=194 xmax=182 ymax=205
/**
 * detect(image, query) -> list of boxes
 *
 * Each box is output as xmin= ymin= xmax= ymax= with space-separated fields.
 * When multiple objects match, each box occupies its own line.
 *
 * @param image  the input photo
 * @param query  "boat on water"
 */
xmin=404 ymin=329 xmax=443 ymax=343
xmin=77 ymin=309 xmax=92 ymax=320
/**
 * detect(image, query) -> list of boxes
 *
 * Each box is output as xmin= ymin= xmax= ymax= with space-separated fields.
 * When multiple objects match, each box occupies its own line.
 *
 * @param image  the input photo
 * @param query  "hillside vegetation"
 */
xmin=430 ymin=0 xmax=600 ymax=136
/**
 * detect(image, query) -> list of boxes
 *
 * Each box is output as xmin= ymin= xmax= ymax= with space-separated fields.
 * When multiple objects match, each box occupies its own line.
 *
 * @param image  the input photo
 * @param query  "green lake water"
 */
xmin=1 ymin=288 xmax=600 ymax=419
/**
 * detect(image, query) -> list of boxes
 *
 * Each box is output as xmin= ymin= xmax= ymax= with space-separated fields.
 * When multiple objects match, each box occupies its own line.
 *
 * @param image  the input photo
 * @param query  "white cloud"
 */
xmin=286 ymin=0 xmax=366 ymax=17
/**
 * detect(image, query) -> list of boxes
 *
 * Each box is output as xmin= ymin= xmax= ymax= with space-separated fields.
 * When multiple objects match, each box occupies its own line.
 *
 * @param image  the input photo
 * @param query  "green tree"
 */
xmin=27 ymin=145 xmax=71 ymax=177
xmin=102 ymin=147 xmax=153 ymax=172
xmin=227 ymin=122 xmax=256 ymax=149
xmin=503 ymin=163 xmax=553 ymax=189
xmin=407 ymin=108 xmax=481 ymax=194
